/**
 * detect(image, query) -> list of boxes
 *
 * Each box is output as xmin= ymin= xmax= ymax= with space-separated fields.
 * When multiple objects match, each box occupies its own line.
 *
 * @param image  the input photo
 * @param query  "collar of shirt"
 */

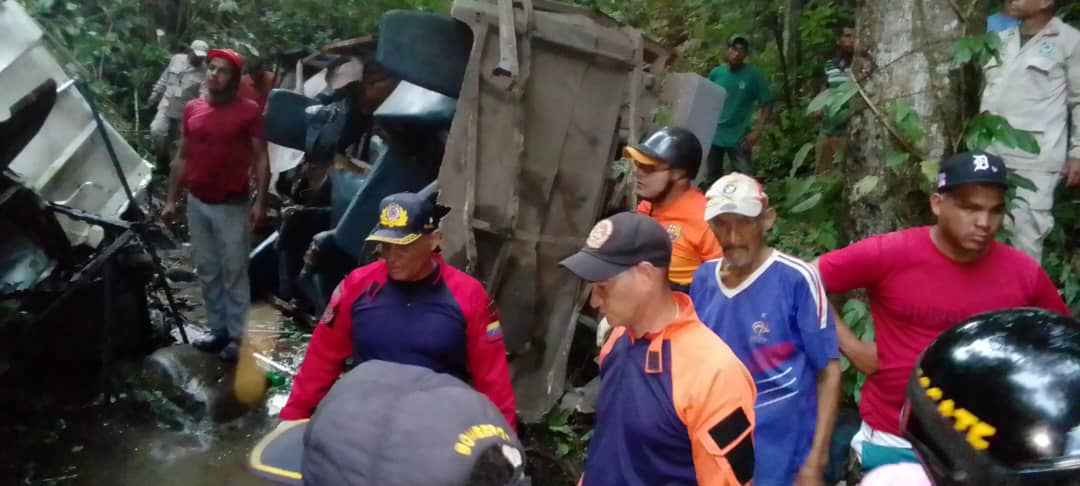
xmin=622 ymin=292 xmax=700 ymax=374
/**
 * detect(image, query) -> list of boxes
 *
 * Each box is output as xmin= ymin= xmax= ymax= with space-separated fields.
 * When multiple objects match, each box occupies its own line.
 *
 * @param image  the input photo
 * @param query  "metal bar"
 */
xmin=74 ymin=79 xmax=144 ymax=220
xmin=135 ymin=233 xmax=190 ymax=343
xmin=48 ymin=202 xmax=132 ymax=231
xmin=31 ymin=230 xmax=134 ymax=324
xmin=494 ymin=0 xmax=520 ymax=79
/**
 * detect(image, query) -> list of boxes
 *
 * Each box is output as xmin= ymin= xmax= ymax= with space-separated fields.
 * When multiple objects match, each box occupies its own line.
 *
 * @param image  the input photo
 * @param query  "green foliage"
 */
xmin=886 ymin=99 xmax=926 ymax=146
xmin=27 ymin=0 xmax=448 ymax=152
xmin=807 ymin=80 xmax=857 ymax=118
xmin=767 ymin=173 xmax=844 ymax=259
xmin=839 ymin=299 xmax=872 ymax=404
xmin=850 ymin=175 xmax=880 ymax=202
xmin=963 ymin=113 xmax=1040 ymax=154
xmin=951 ymin=33 xmax=1001 ymax=66
xmin=789 ymin=142 xmax=814 ymax=178
xmin=524 ymin=407 xmax=593 ymax=482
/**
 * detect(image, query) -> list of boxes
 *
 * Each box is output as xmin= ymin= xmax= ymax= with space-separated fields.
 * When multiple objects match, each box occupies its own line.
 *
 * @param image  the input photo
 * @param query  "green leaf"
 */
xmin=885 ymin=151 xmax=909 ymax=168
xmin=850 ymin=175 xmax=880 ymax=202
xmin=549 ymin=425 xmax=572 ymax=434
xmin=789 ymin=192 xmax=823 ymax=214
xmin=785 ymin=177 xmax=816 ymax=202
xmin=790 ymin=142 xmax=814 ymax=177
xmin=1011 ymin=130 xmax=1040 ymax=155
xmin=556 ymin=442 xmax=571 ymax=457
xmin=920 ymin=160 xmax=940 ymax=184
xmin=807 ymin=89 xmax=831 ymax=114
xmin=827 ymin=82 xmax=858 ymax=118
xmin=887 ymin=100 xmax=926 ymax=144
xmin=1008 ymin=172 xmax=1037 ymax=192
xmin=951 ymin=39 xmax=973 ymax=65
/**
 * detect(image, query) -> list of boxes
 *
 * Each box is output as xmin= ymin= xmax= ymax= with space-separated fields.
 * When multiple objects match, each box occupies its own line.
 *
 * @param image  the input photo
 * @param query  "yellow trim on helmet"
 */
xmin=623 ymin=146 xmax=665 ymax=167
xmin=248 ymin=419 xmax=310 ymax=480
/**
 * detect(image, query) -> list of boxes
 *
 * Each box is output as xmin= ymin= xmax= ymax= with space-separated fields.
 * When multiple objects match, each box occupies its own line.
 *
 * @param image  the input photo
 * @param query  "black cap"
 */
xmin=367 ymin=192 xmax=451 ymax=245
xmin=936 ymin=151 xmax=1008 ymax=192
xmin=728 ymin=34 xmax=750 ymax=49
xmin=902 ymin=308 xmax=1080 ymax=484
xmin=249 ymin=361 xmax=526 ymax=486
xmin=559 ymin=212 xmax=672 ymax=282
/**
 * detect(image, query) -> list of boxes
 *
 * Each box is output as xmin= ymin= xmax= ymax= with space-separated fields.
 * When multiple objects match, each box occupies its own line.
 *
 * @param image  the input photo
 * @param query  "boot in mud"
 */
xmin=192 ymin=333 xmax=230 ymax=353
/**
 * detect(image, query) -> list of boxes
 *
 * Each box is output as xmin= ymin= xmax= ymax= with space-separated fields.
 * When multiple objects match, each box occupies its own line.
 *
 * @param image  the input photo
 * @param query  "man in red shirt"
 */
xmin=814 ymin=152 xmax=1069 ymax=473
xmin=162 ymin=48 xmax=270 ymax=361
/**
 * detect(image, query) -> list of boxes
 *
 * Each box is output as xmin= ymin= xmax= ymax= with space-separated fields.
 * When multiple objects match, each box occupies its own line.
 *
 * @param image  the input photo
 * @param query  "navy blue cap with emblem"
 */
xmin=249 ymin=360 xmax=527 ymax=486
xmin=936 ymin=151 xmax=1008 ymax=192
xmin=366 ymin=192 xmax=452 ymax=245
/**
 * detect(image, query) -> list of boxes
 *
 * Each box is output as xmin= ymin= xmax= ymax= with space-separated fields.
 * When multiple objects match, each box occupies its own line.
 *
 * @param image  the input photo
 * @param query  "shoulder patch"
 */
xmin=319 ymin=283 xmax=344 ymax=327
xmin=709 ymin=407 xmax=754 ymax=484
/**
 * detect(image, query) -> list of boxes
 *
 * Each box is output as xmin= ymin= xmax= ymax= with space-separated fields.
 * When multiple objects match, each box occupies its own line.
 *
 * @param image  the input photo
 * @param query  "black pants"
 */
xmin=703 ymin=145 xmax=753 ymax=188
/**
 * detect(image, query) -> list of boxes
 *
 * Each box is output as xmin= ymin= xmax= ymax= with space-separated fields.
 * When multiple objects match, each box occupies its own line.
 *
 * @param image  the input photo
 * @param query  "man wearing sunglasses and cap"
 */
xmin=279 ymin=192 xmax=516 ymax=429
xmin=561 ymin=212 xmax=757 ymax=485
xmin=594 ymin=127 xmax=723 ymax=346
xmin=628 ymin=126 xmax=723 ymax=293
xmin=148 ymin=39 xmax=209 ymax=173
xmin=163 ymin=48 xmax=270 ymax=362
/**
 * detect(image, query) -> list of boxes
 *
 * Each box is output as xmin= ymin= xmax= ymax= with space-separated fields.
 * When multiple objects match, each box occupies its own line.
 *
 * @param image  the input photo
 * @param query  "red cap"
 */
xmin=207 ymin=48 xmax=245 ymax=72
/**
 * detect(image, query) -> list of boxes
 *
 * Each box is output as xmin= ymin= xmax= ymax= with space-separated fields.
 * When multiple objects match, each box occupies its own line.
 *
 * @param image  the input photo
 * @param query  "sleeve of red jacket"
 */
xmin=463 ymin=282 xmax=518 ymax=431
xmin=279 ymin=281 xmax=355 ymax=420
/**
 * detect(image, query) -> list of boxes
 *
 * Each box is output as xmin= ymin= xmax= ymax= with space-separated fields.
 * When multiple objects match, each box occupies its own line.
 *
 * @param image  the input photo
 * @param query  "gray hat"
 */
xmin=249 ymin=361 xmax=526 ymax=486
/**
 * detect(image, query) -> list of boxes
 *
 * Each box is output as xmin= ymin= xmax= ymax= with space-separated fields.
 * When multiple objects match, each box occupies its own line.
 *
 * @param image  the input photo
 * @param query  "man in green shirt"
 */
xmin=705 ymin=35 xmax=776 ymax=184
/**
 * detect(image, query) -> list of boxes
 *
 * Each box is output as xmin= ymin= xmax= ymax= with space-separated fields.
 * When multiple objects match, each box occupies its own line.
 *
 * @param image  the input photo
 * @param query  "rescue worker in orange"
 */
xmin=630 ymin=126 xmax=724 ymax=292
xmin=595 ymin=127 xmax=724 ymax=346
xmin=561 ymin=212 xmax=756 ymax=486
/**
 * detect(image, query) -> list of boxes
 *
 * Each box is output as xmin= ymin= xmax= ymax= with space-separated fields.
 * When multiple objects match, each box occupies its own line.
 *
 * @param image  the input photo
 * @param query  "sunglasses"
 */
xmin=633 ymin=161 xmax=670 ymax=175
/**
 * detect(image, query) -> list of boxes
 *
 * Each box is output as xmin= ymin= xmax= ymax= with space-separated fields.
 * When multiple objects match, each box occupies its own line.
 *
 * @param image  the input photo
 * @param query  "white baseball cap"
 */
xmin=704 ymin=172 xmax=769 ymax=220
xmin=190 ymin=40 xmax=209 ymax=57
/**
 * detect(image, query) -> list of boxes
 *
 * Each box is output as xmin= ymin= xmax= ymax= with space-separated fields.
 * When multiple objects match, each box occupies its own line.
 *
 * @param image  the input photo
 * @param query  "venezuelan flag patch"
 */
xmin=486 ymin=321 xmax=503 ymax=337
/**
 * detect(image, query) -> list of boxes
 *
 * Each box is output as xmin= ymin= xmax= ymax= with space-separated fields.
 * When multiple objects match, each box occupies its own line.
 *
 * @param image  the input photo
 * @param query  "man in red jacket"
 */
xmin=279 ymin=192 xmax=516 ymax=428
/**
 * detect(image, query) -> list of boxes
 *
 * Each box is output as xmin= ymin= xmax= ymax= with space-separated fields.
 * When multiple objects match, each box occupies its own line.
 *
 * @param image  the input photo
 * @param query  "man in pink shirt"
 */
xmin=814 ymin=151 xmax=1070 ymax=474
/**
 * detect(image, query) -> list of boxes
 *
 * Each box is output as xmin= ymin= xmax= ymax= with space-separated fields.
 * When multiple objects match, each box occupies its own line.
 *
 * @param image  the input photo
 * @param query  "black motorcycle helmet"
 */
xmin=623 ymin=126 xmax=703 ymax=180
xmin=901 ymin=308 xmax=1080 ymax=485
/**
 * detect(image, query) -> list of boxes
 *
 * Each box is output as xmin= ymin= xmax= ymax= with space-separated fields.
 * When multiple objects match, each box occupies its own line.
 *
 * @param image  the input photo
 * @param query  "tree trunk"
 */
xmin=844 ymin=0 xmax=986 ymax=240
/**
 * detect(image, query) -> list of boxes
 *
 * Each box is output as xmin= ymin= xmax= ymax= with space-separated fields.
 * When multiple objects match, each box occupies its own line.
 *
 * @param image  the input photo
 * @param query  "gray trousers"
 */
xmin=187 ymin=193 xmax=251 ymax=339
xmin=1005 ymin=167 xmax=1061 ymax=263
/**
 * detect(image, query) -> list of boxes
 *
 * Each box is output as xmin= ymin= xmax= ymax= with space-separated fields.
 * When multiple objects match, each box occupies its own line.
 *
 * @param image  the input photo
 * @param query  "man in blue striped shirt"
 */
xmin=690 ymin=173 xmax=842 ymax=486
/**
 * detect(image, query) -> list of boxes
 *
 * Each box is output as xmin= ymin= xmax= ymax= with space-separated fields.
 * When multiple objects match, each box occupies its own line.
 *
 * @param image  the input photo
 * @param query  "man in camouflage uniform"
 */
xmin=148 ymin=39 xmax=208 ymax=172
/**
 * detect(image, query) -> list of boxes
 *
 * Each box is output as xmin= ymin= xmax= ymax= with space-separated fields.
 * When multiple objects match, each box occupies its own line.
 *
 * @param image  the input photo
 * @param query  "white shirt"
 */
xmin=981 ymin=18 xmax=1080 ymax=170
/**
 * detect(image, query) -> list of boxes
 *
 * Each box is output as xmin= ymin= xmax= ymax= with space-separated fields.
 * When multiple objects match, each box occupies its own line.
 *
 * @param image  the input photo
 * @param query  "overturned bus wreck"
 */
xmin=1 ymin=0 xmax=725 ymax=422
xmin=254 ymin=0 xmax=724 ymax=420
xmin=0 ymin=0 xmax=188 ymax=405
